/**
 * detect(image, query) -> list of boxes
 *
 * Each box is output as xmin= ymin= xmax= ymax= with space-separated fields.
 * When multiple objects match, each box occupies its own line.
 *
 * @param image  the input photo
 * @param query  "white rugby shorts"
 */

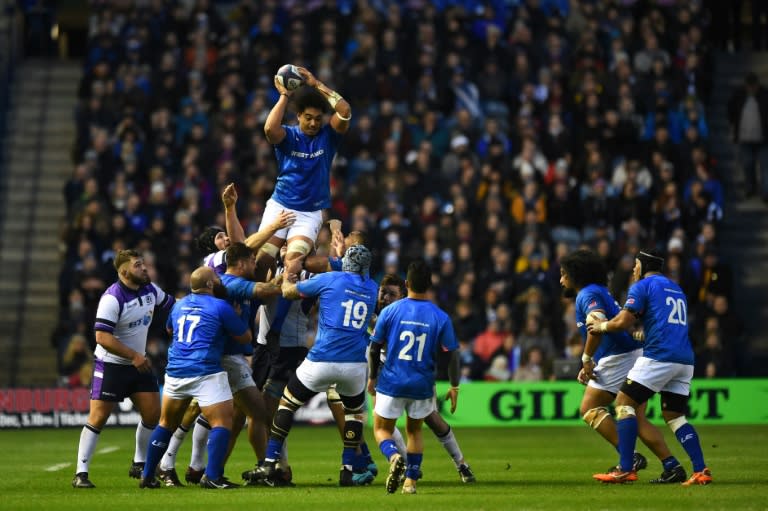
xmin=295 ymin=359 xmax=367 ymax=397
xmin=222 ymin=354 xmax=256 ymax=393
xmin=261 ymin=198 xmax=323 ymax=242
xmin=163 ymin=371 xmax=233 ymax=407
xmin=588 ymin=349 xmax=642 ymax=394
xmin=374 ymin=392 xmax=435 ymax=420
xmin=626 ymin=356 xmax=693 ymax=396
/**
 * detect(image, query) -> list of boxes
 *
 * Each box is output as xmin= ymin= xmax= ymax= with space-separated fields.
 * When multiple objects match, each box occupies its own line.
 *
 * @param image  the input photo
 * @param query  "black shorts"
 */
xmin=90 ymin=359 xmax=159 ymax=401
xmin=268 ymin=346 xmax=309 ymax=383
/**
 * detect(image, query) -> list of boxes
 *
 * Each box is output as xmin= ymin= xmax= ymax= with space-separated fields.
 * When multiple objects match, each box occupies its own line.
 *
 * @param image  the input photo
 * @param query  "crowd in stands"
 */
xmin=54 ymin=0 xmax=744 ymax=387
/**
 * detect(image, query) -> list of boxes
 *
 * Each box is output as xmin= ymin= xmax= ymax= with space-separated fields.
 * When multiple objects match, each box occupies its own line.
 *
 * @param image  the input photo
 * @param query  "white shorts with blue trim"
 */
xmin=163 ymin=371 xmax=232 ymax=407
xmin=588 ymin=349 xmax=642 ymax=394
xmin=627 ymin=356 xmax=693 ymax=396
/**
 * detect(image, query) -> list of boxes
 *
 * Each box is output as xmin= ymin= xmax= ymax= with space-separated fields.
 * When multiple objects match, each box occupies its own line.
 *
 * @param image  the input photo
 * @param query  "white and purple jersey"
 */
xmin=94 ymin=281 xmax=174 ymax=365
xmin=272 ymin=124 xmax=341 ymax=212
xmin=204 ymin=250 xmax=227 ymax=275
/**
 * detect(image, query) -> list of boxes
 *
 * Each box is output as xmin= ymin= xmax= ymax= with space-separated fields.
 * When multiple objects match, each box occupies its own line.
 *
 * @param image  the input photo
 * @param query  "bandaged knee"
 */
xmin=326 ymin=387 xmax=341 ymax=404
xmin=278 ymin=388 xmax=304 ymax=413
xmin=286 ymin=239 xmax=312 ymax=257
xmin=260 ymin=242 xmax=280 ymax=258
xmin=583 ymin=406 xmax=611 ymax=429
xmin=666 ymin=415 xmax=688 ymax=433
xmin=615 ymin=405 xmax=636 ymax=420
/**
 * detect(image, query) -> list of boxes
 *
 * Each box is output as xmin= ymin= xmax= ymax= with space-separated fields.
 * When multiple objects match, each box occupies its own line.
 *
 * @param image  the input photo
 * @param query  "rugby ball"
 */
xmin=586 ymin=310 xmax=607 ymax=326
xmin=276 ymin=64 xmax=304 ymax=91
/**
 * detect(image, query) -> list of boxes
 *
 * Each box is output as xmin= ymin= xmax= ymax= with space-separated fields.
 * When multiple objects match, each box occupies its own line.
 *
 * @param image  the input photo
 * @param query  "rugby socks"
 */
xmin=391 ymin=427 xmax=408 ymax=462
xmin=435 ymin=426 xmax=464 ymax=468
xmin=190 ymin=416 xmax=211 ymax=470
xmin=359 ymin=440 xmax=373 ymax=462
xmin=669 ymin=417 xmax=706 ymax=472
xmin=160 ymin=424 xmax=190 ymax=471
xmin=205 ymin=427 xmax=231 ymax=480
xmin=379 ymin=438 xmax=399 ymax=461
xmin=616 ymin=417 xmax=638 ymax=472
xmin=405 ymin=452 xmax=422 ymax=480
xmin=352 ymin=440 xmax=373 ymax=471
xmin=142 ymin=426 xmax=172 ymax=479
xmin=662 ymin=456 xmax=682 ymax=471
xmin=265 ymin=438 xmax=283 ymax=462
xmin=133 ymin=421 xmax=154 ymax=464
xmin=76 ymin=423 xmax=101 ymax=474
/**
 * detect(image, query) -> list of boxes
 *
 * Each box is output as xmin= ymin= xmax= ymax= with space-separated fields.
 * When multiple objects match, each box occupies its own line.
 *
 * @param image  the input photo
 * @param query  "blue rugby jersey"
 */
xmin=165 ymin=293 xmax=249 ymax=378
xmin=623 ymin=274 xmax=694 ymax=365
xmin=296 ymin=271 xmax=378 ymax=363
xmin=575 ymin=284 xmax=638 ymax=362
xmin=271 ymin=124 xmax=341 ymax=211
xmin=371 ymin=298 xmax=458 ymax=400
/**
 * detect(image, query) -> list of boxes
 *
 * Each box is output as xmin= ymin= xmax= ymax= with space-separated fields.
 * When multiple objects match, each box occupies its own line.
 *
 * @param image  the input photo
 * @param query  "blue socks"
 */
xmin=266 ymin=438 xmax=283 ymax=462
xmin=674 ymin=423 xmax=706 ymax=472
xmin=379 ymin=438 xmax=399 ymax=461
xmin=616 ymin=416 xmax=638 ymax=472
xmin=405 ymin=452 xmax=422 ymax=480
xmin=662 ymin=456 xmax=681 ymax=471
xmin=205 ymin=427 xmax=231 ymax=480
xmin=142 ymin=425 xmax=171 ymax=479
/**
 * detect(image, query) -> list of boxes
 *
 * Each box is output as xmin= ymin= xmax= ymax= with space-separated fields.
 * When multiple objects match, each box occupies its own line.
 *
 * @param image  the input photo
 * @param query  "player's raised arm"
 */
xmin=264 ymin=76 xmax=291 ymax=144
xmin=222 ymin=183 xmax=245 ymax=244
xmin=244 ymin=210 xmax=295 ymax=253
xmin=296 ymin=66 xmax=351 ymax=134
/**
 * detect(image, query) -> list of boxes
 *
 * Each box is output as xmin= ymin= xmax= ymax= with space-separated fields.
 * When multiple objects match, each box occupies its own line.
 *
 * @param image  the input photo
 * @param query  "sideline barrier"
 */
xmin=427 ymin=379 xmax=768 ymax=426
xmin=1 ymin=379 xmax=766 ymax=428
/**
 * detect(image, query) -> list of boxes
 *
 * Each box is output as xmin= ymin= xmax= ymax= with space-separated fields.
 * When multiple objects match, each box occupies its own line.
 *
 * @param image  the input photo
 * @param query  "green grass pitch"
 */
xmin=2 ymin=425 xmax=766 ymax=511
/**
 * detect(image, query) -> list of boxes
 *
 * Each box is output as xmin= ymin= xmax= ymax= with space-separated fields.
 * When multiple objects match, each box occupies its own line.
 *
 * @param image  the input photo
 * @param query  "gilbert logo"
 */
xmin=151 ymin=440 xmax=167 ymax=448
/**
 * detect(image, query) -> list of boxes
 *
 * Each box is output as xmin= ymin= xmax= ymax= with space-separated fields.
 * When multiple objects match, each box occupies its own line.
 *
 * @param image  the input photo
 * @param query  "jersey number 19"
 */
xmin=341 ymin=299 xmax=368 ymax=329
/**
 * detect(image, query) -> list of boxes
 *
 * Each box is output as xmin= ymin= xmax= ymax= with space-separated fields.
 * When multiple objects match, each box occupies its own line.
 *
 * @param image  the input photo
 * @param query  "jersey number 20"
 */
xmin=666 ymin=297 xmax=687 ymax=325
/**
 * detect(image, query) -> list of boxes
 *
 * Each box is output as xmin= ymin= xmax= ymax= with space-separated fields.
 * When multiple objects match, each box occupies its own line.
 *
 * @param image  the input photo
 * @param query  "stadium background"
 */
xmin=0 ymin=0 xmax=766 ymax=429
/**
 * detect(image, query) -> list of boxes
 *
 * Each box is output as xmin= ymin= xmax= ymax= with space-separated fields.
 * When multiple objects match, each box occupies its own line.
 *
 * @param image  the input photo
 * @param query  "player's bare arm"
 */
xmin=281 ymin=278 xmax=301 ymax=300
xmin=296 ymin=66 xmax=351 ymax=133
xmin=264 ymin=77 xmax=290 ymax=144
xmin=587 ymin=308 xmax=636 ymax=335
xmin=445 ymin=350 xmax=461 ymax=414
xmin=252 ymin=281 xmax=282 ymax=299
xmin=222 ymin=183 xmax=245 ymax=244
xmin=244 ymin=210 xmax=295 ymax=252
xmin=367 ymin=342 xmax=383 ymax=396
xmin=95 ymin=330 xmax=150 ymax=372
xmin=581 ymin=308 xmax=608 ymax=381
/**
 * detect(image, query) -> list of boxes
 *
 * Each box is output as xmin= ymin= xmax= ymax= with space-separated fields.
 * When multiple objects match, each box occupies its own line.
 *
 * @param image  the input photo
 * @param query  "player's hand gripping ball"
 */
xmin=585 ymin=310 xmax=607 ymax=326
xmin=275 ymin=64 xmax=305 ymax=91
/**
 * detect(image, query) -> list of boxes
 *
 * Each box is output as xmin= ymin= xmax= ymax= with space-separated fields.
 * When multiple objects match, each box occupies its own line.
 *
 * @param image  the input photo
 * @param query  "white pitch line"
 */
xmin=45 ymin=462 xmax=72 ymax=472
xmin=44 ymin=446 xmax=118 ymax=472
